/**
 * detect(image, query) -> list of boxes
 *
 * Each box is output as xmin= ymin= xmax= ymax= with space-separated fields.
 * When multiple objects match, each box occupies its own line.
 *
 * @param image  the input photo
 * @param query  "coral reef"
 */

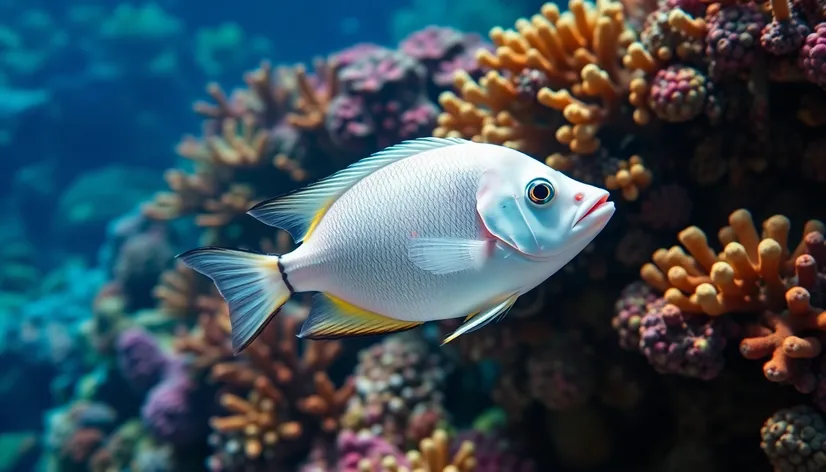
xmin=16 ymin=0 xmax=826 ymax=468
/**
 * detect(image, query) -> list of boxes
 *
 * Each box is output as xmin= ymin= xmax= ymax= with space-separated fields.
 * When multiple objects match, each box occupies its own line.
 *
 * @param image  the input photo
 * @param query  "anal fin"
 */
xmin=442 ymin=294 xmax=519 ymax=345
xmin=298 ymin=293 xmax=422 ymax=340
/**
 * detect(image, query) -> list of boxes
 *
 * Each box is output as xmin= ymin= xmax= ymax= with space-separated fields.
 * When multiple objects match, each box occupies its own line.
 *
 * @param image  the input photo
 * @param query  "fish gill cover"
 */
xmin=2 ymin=0 xmax=826 ymax=470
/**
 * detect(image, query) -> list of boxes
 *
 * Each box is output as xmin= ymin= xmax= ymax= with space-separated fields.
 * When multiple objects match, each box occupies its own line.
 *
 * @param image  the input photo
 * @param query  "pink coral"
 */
xmin=800 ymin=22 xmax=826 ymax=88
xmin=338 ymin=48 xmax=425 ymax=100
xmin=330 ymin=43 xmax=385 ymax=69
xmin=336 ymin=430 xmax=408 ymax=471
xmin=400 ymin=26 xmax=465 ymax=63
xmin=400 ymin=27 xmax=492 ymax=90
xmin=647 ymin=65 xmax=709 ymax=122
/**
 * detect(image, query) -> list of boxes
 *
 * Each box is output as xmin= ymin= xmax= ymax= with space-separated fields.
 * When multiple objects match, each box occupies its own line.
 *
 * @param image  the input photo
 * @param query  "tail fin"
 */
xmin=177 ymin=247 xmax=293 ymax=354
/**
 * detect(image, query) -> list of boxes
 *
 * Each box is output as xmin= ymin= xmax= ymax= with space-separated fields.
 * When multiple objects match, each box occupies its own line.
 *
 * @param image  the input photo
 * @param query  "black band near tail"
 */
xmin=277 ymin=257 xmax=295 ymax=294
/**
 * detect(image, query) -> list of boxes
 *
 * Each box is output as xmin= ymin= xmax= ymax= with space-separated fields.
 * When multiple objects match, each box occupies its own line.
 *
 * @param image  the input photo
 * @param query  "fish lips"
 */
xmin=573 ymin=192 xmax=614 ymax=230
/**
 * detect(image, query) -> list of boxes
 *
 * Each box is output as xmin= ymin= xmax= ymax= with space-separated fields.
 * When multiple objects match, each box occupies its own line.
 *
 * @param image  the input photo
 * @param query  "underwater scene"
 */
xmin=4 ymin=0 xmax=826 ymax=470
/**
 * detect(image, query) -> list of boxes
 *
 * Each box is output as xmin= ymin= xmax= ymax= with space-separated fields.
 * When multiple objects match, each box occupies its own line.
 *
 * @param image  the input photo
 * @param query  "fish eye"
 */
xmin=526 ymin=178 xmax=555 ymax=205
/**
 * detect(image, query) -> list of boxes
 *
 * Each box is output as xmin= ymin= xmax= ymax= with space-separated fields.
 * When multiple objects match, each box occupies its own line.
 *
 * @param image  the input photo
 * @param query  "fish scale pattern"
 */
xmin=288 ymin=143 xmax=489 ymax=322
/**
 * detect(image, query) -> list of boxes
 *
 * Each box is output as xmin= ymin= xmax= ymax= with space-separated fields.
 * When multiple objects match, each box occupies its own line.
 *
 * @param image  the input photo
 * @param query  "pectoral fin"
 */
xmin=442 ymin=293 xmax=520 ymax=345
xmin=297 ymin=293 xmax=422 ymax=340
xmin=407 ymin=237 xmax=492 ymax=275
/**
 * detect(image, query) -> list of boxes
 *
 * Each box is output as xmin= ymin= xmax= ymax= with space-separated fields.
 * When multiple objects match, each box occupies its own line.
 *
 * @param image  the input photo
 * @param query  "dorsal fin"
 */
xmin=248 ymin=137 xmax=470 ymax=243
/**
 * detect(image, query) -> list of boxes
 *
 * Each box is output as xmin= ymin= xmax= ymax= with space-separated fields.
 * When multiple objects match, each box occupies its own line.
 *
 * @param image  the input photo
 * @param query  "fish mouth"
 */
xmin=574 ymin=193 xmax=612 ymax=227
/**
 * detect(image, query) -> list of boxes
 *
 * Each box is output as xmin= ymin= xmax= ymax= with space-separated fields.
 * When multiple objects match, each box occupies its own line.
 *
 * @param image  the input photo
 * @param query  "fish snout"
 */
xmin=573 ymin=190 xmax=614 ymax=229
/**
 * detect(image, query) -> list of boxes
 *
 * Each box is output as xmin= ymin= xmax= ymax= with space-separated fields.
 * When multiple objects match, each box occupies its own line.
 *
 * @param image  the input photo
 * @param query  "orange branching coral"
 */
xmin=174 ymin=308 xmax=235 ymax=372
xmin=640 ymin=208 xmax=825 ymax=316
xmin=739 ymin=263 xmax=826 ymax=384
xmin=197 ymin=310 xmax=354 ymax=466
xmin=153 ymin=260 xmax=215 ymax=319
xmin=604 ymin=154 xmax=652 ymax=200
xmin=142 ymin=59 xmax=344 ymax=247
xmin=403 ymin=429 xmax=476 ymax=472
xmin=620 ymin=10 xmax=707 ymax=123
xmin=372 ymin=429 xmax=476 ymax=472
xmin=193 ymin=61 xmax=293 ymax=122
xmin=210 ymin=380 xmax=305 ymax=461
xmin=286 ymin=59 xmax=339 ymax=131
xmin=142 ymin=117 xmax=272 ymax=228
xmin=435 ymin=0 xmax=641 ymax=157
xmin=638 ymin=208 xmax=826 ymax=387
xmin=496 ymin=0 xmax=637 ymax=154
xmin=435 ymin=68 xmax=562 ymax=158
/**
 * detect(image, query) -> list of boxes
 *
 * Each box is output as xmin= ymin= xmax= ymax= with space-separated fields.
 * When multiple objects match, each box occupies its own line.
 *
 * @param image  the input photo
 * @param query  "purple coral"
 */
xmin=666 ymin=0 xmax=706 ymax=16
xmin=800 ymin=22 xmax=826 ymax=89
xmin=648 ymin=65 xmax=709 ymax=122
xmin=453 ymin=430 xmax=537 ymax=472
xmin=377 ymin=98 xmax=439 ymax=147
xmin=400 ymin=26 xmax=466 ymax=63
xmin=515 ymin=69 xmax=551 ymax=102
xmin=116 ymin=328 xmax=168 ymax=395
xmin=338 ymin=48 xmax=425 ymax=103
xmin=639 ymin=300 xmax=726 ymax=380
xmin=761 ymin=16 xmax=809 ymax=55
xmin=400 ymin=27 xmax=492 ymax=90
xmin=705 ymin=3 xmax=766 ymax=78
xmin=326 ymin=95 xmax=374 ymax=153
xmin=612 ymin=282 xmax=658 ymax=350
xmin=141 ymin=375 xmax=202 ymax=446
xmin=326 ymin=96 xmax=438 ymax=153
xmin=330 ymin=43 xmax=385 ymax=69
xmin=526 ymin=332 xmax=595 ymax=411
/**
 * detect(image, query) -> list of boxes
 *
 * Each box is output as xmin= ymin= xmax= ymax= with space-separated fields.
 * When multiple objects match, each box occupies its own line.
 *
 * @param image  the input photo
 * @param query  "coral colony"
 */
xmin=8 ymin=0 xmax=826 ymax=470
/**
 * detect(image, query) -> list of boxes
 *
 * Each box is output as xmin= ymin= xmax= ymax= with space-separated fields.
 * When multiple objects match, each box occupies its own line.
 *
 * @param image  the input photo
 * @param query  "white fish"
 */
xmin=179 ymin=137 xmax=615 ymax=353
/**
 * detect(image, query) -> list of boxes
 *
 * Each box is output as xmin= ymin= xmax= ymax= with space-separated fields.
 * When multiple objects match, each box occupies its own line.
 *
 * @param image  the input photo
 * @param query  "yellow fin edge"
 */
xmin=302 ymin=199 xmax=334 ymax=242
xmin=298 ymin=293 xmax=422 ymax=339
